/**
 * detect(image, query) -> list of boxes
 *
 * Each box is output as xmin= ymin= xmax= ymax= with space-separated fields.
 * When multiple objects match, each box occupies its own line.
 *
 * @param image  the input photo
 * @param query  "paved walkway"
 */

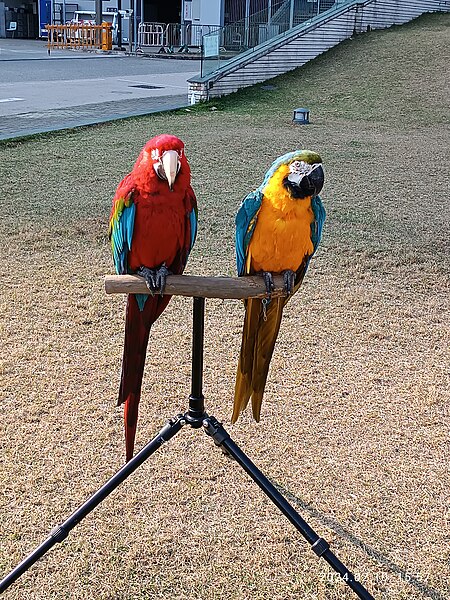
xmin=0 ymin=95 xmax=190 ymax=140
xmin=0 ymin=39 xmax=200 ymax=140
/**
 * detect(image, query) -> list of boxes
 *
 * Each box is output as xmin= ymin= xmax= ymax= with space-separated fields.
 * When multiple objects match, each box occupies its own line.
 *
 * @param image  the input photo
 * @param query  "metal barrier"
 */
xmin=46 ymin=24 xmax=113 ymax=50
xmin=137 ymin=22 xmax=220 ymax=52
xmin=136 ymin=22 xmax=166 ymax=47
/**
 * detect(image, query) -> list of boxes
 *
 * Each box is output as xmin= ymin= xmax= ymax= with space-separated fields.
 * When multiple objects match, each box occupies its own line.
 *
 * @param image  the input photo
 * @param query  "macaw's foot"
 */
xmin=262 ymin=271 xmax=275 ymax=297
xmin=137 ymin=263 xmax=171 ymax=296
xmin=282 ymin=269 xmax=295 ymax=296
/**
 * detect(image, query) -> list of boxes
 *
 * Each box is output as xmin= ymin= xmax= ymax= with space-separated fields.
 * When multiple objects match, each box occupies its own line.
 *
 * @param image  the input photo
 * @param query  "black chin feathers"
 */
xmin=283 ymin=175 xmax=316 ymax=198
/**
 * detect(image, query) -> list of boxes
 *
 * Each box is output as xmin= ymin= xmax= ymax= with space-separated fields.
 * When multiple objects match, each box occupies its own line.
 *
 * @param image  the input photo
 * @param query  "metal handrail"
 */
xmin=200 ymin=0 xmax=344 ymax=76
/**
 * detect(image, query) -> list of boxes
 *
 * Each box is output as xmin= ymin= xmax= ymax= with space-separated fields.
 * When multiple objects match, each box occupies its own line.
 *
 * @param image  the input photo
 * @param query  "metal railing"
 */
xmin=201 ymin=0 xmax=343 ymax=76
xmin=137 ymin=22 xmax=166 ymax=47
xmin=137 ymin=22 xmax=220 ymax=53
xmin=52 ymin=2 xmax=78 ymax=25
xmin=46 ymin=23 xmax=112 ymax=50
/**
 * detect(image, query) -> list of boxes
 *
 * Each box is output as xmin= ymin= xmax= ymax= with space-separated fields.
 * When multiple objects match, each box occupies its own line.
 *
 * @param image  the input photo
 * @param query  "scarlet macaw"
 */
xmin=109 ymin=134 xmax=197 ymax=461
xmin=232 ymin=150 xmax=325 ymax=423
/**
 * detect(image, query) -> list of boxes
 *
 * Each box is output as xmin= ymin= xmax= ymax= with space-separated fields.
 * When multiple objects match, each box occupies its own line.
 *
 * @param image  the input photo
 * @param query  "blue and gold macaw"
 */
xmin=232 ymin=150 xmax=325 ymax=423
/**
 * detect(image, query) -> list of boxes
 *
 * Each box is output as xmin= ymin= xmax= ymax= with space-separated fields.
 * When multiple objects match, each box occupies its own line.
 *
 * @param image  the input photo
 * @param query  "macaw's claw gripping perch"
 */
xmin=137 ymin=264 xmax=172 ymax=296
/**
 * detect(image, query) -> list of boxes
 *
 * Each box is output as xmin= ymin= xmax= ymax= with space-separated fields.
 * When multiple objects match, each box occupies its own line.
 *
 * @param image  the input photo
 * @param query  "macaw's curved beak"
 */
xmin=285 ymin=164 xmax=325 ymax=199
xmin=302 ymin=164 xmax=324 ymax=197
xmin=161 ymin=150 xmax=180 ymax=191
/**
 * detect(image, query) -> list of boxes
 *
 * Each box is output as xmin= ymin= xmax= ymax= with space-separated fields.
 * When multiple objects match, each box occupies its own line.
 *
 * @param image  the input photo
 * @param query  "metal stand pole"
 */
xmin=0 ymin=297 xmax=375 ymax=599
xmin=116 ymin=0 xmax=122 ymax=49
xmin=95 ymin=0 xmax=103 ymax=26
xmin=0 ymin=415 xmax=185 ymax=594
xmin=187 ymin=297 xmax=205 ymax=423
xmin=203 ymin=417 xmax=375 ymax=600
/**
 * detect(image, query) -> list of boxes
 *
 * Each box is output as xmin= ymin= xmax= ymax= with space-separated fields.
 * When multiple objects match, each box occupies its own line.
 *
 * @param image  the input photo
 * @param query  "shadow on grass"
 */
xmin=272 ymin=481 xmax=447 ymax=600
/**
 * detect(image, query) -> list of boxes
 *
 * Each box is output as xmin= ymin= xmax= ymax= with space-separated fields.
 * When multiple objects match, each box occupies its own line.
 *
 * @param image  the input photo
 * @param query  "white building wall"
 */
xmin=75 ymin=1 xmax=132 ymax=14
xmin=74 ymin=1 xmax=222 ymax=27
xmin=200 ymin=0 xmax=222 ymax=26
xmin=184 ymin=0 xmax=222 ymax=27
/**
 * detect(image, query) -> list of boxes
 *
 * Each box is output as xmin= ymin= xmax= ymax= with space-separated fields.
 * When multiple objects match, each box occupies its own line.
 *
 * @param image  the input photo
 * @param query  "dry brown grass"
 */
xmin=1 ymin=12 xmax=449 ymax=600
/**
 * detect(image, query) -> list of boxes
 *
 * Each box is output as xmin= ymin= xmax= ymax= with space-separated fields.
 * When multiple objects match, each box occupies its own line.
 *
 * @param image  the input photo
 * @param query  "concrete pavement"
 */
xmin=0 ymin=39 xmax=201 ymax=140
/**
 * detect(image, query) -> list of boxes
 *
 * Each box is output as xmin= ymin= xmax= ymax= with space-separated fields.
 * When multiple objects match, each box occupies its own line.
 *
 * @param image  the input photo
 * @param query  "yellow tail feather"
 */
xmin=232 ymin=297 xmax=285 ymax=423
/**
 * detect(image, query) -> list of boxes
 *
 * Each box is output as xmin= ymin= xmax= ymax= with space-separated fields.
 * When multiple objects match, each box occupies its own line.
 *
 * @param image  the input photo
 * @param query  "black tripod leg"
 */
xmin=203 ymin=416 xmax=375 ymax=600
xmin=0 ymin=415 xmax=186 ymax=594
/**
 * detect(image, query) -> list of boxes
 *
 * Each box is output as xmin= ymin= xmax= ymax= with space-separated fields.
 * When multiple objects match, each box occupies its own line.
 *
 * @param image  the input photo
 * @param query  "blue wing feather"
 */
xmin=310 ymin=195 xmax=326 ymax=254
xmin=110 ymin=200 xmax=136 ymax=275
xmin=235 ymin=189 xmax=263 ymax=276
xmin=189 ymin=206 xmax=198 ymax=254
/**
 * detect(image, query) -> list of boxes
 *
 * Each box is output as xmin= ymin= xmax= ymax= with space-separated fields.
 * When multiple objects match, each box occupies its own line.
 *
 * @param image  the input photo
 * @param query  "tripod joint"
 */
xmin=50 ymin=525 xmax=68 ymax=543
xmin=203 ymin=415 xmax=231 ymax=447
xmin=311 ymin=537 xmax=330 ymax=557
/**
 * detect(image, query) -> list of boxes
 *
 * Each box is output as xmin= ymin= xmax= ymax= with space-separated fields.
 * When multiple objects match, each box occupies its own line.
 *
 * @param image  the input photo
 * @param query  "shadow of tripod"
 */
xmin=0 ymin=291 xmax=375 ymax=599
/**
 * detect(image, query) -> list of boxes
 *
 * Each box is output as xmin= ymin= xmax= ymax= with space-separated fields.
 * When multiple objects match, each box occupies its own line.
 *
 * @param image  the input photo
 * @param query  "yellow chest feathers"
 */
xmin=247 ymin=168 xmax=314 ymax=273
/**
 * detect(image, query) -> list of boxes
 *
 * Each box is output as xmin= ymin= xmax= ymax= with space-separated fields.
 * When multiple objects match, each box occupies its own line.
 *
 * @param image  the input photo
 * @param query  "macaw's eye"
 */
xmin=289 ymin=160 xmax=309 ymax=175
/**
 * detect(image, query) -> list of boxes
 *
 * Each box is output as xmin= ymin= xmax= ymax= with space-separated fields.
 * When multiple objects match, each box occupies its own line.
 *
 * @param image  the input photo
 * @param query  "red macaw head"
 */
xmin=132 ymin=134 xmax=191 ymax=193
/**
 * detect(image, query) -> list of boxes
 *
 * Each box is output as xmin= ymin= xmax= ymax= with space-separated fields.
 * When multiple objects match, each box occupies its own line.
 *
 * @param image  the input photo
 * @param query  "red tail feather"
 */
xmin=119 ymin=294 xmax=171 ymax=461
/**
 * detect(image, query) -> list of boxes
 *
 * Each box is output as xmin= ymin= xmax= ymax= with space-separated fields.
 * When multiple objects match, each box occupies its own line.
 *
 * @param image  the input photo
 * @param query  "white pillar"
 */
xmin=245 ymin=0 xmax=250 ymax=47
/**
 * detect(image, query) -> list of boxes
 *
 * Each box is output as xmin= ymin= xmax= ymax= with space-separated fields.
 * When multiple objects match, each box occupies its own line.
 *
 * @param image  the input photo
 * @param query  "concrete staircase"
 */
xmin=188 ymin=0 xmax=450 ymax=102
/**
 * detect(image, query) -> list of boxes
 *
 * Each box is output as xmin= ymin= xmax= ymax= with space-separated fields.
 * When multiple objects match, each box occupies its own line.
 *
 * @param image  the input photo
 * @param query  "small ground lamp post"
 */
xmin=293 ymin=107 xmax=310 ymax=124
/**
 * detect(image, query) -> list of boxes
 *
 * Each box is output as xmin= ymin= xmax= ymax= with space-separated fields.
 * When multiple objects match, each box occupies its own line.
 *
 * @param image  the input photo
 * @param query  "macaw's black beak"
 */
xmin=284 ymin=164 xmax=324 ymax=199
xmin=300 ymin=164 xmax=324 ymax=197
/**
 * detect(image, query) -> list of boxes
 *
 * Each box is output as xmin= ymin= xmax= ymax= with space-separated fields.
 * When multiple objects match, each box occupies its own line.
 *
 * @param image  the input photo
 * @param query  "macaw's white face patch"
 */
xmin=151 ymin=147 xmax=183 ymax=163
xmin=287 ymin=160 xmax=323 ymax=185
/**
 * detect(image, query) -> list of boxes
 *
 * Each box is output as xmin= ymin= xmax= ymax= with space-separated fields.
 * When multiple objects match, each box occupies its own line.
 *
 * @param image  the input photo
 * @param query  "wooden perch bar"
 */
xmin=104 ymin=274 xmax=287 ymax=300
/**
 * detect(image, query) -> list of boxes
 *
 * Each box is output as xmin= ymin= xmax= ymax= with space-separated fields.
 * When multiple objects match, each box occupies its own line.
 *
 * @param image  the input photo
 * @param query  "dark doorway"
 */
xmin=144 ymin=0 xmax=181 ymax=23
xmin=4 ymin=0 xmax=39 ymax=38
